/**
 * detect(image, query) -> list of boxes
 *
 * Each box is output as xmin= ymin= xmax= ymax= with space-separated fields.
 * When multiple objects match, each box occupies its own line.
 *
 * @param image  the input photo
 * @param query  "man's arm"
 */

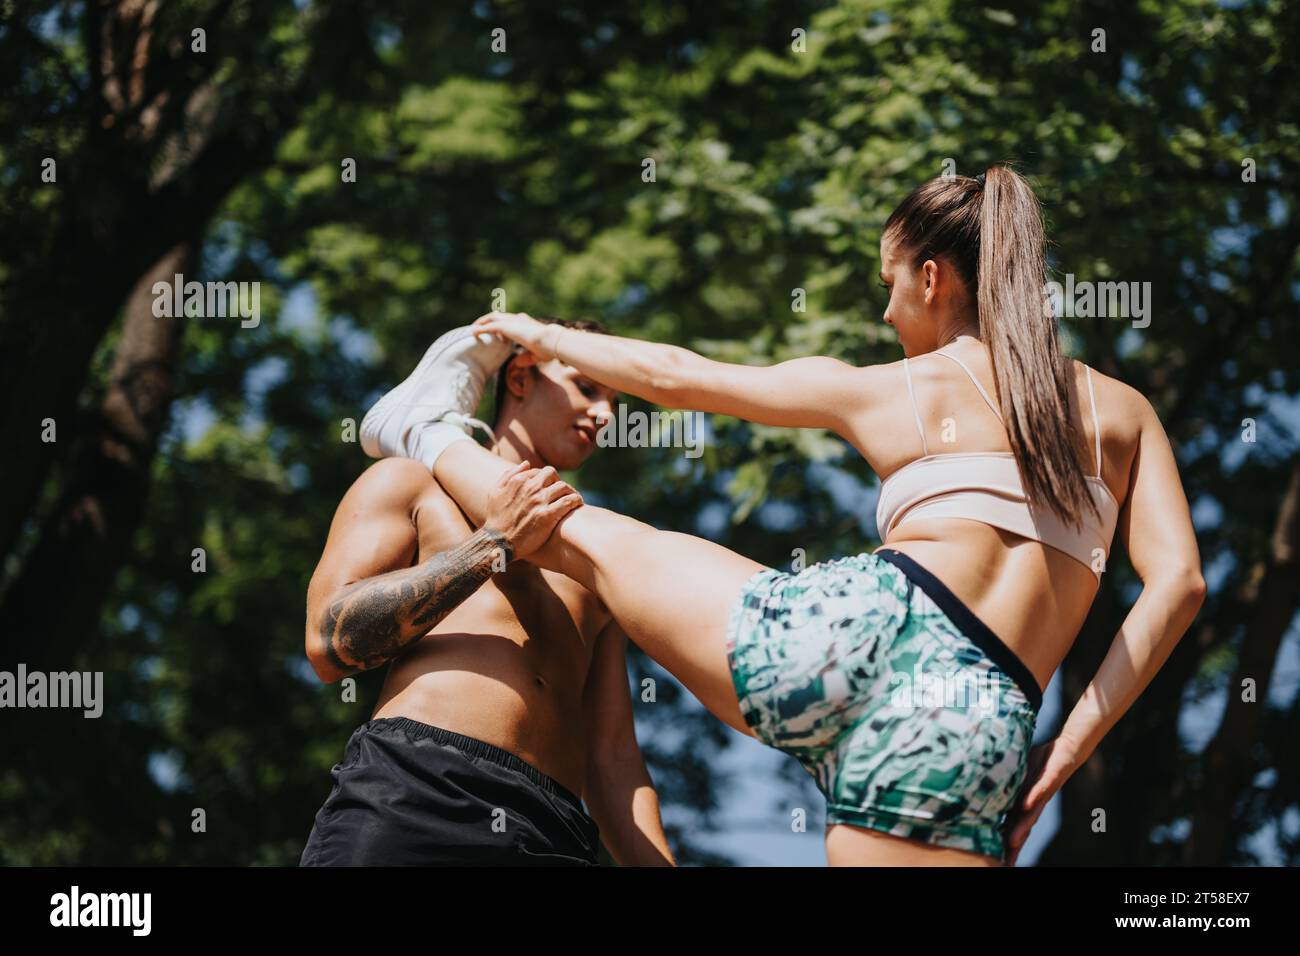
xmin=315 ymin=528 xmax=508 ymax=680
xmin=305 ymin=458 xmax=581 ymax=683
xmin=581 ymin=618 xmax=675 ymax=866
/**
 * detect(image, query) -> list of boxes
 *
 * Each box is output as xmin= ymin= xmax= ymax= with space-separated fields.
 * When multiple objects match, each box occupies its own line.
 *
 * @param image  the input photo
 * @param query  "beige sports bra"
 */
xmin=874 ymin=350 xmax=1120 ymax=576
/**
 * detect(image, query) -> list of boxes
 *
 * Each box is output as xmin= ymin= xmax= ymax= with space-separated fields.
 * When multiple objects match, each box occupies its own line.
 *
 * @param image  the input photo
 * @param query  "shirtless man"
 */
xmin=299 ymin=320 xmax=673 ymax=866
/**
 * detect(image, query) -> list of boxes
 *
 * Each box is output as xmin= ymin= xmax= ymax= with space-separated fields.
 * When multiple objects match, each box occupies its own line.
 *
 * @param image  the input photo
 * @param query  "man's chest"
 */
xmin=412 ymin=490 xmax=609 ymax=649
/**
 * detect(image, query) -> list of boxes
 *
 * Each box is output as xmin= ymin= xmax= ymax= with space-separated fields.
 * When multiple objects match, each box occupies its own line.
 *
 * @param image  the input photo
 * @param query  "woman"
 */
xmin=365 ymin=165 xmax=1206 ymax=865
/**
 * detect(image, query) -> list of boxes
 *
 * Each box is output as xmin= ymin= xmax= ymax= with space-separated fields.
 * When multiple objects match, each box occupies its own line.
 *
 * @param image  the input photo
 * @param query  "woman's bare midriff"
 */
xmin=874 ymin=518 xmax=1101 ymax=696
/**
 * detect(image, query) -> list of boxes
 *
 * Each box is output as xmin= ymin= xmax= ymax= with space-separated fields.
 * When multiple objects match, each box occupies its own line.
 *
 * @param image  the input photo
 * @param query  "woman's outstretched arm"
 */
xmin=472 ymin=311 xmax=878 ymax=432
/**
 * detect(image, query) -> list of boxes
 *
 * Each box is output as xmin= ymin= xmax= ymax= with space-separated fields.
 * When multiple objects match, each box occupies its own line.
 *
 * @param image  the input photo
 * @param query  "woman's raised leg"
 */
xmin=434 ymin=439 xmax=766 ymax=736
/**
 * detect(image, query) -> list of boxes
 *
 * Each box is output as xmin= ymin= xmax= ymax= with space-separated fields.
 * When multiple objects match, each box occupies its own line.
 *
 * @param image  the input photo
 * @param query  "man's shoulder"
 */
xmin=347 ymin=458 xmax=451 ymax=509
xmin=343 ymin=458 xmax=470 ymax=546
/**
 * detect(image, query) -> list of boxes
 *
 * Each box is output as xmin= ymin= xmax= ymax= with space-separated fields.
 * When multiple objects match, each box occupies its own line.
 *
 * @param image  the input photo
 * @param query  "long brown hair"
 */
xmin=882 ymin=165 xmax=1099 ymax=529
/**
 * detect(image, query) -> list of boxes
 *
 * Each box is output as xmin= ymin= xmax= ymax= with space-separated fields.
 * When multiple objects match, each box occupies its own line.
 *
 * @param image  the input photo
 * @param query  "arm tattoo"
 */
xmin=320 ymin=528 xmax=512 ymax=676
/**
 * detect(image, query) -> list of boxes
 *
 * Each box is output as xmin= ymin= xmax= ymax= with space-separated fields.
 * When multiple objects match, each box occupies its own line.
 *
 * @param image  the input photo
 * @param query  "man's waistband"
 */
xmin=356 ymin=716 xmax=585 ymax=809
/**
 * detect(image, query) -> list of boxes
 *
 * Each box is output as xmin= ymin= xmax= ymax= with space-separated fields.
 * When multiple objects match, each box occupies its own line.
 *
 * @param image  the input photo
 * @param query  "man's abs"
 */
xmin=371 ymin=568 xmax=600 ymax=794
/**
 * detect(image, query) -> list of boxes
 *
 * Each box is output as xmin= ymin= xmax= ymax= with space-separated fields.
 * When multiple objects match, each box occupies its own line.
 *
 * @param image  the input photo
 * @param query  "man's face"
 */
xmin=504 ymin=357 xmax=617 ymax=471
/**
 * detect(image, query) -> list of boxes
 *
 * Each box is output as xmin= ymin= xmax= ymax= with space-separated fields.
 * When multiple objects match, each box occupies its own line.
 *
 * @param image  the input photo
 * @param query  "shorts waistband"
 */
xmin=874 ymin=548 xmax=1044 ymax=712
xmin=360 ymin=716 xmax=586 ymax=809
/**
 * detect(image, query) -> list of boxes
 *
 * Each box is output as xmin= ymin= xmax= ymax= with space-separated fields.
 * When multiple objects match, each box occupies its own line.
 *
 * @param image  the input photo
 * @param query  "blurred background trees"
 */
xmin=1 ymin=0 xmax=1296 ymax=864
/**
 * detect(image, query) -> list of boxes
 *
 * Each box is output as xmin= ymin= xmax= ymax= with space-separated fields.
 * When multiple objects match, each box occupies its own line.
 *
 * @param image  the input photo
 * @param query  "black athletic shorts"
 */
xmin=300 ymin=717 xmax=601 ymax=866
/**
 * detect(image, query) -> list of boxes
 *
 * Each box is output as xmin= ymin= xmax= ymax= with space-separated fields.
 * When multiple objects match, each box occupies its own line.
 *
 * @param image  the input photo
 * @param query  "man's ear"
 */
xmin=503 ymin=352 xmax=540 ymax=401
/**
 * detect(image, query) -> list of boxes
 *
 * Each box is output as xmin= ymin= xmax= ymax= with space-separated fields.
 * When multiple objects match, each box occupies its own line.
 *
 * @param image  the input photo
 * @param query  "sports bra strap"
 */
xmin=902 ymin=358 xmax=929 ymax=456
xmin=933 ymin=351 xmax=1003 ymax=423
xmin=1085 ymin=364 xmax=1102 ymax=477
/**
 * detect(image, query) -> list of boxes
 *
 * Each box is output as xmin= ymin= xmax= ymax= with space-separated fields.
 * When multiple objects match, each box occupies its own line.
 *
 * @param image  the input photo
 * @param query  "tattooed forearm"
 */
xmin=319 ymin=528 xmax=512 ymax=676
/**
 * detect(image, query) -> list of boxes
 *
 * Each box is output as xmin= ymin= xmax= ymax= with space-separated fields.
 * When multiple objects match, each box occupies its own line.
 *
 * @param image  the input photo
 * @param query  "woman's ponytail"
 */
xmin=977 ymin=166 xmax=1098 ymax=530
xmin=883 ymin=164 xmax=1099 ymax=529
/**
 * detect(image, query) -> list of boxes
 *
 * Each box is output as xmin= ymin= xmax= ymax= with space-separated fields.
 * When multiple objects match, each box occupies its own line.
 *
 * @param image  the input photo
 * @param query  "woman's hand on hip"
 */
xmin=1005 ymin=736 xmax=1082 ymax=865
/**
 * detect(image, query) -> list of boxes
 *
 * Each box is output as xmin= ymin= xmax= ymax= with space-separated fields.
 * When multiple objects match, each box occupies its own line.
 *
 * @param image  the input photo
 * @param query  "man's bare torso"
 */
xmin=371 ymin=463 xmax=611 ymax=793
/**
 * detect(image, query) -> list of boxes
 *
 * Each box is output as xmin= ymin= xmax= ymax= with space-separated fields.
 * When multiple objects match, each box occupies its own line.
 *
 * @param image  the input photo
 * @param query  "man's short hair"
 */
xmin=491 ymin=316 xmax=611 ymax=425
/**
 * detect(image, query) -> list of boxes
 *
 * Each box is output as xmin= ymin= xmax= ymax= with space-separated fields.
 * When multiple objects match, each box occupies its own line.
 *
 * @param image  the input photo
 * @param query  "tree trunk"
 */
xmin=0 ymin=0 xmax=347 ymax=565
xmin=1184 ymin=459 xmax=1300 ymax=863
xmin=0 ymin=238 xmax=194 ymax=678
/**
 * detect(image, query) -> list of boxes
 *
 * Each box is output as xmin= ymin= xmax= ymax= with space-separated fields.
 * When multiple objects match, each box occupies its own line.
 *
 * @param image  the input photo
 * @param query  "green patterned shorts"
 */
xmin=725 ymin=547 xmax=1041 ymax=861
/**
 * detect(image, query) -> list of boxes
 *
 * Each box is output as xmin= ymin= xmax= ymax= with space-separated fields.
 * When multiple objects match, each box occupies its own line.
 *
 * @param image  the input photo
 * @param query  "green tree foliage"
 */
xmin=1 ymin=0 xmax=1297 ymax=864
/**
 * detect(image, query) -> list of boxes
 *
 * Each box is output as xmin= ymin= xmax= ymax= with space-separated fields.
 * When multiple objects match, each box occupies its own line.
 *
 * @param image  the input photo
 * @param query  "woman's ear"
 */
xmin=923 ymin=259 xmax=939 ymax=305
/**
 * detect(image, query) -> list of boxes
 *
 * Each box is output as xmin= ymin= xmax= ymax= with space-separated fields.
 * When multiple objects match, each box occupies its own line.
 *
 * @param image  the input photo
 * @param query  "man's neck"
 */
xmin=488 ymin=417 xmax=541 ymax=466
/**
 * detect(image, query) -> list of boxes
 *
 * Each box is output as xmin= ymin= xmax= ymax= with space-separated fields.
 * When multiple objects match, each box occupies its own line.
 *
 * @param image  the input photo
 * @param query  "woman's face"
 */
xmin=878 ymin=231 xmax=938 ymax=357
